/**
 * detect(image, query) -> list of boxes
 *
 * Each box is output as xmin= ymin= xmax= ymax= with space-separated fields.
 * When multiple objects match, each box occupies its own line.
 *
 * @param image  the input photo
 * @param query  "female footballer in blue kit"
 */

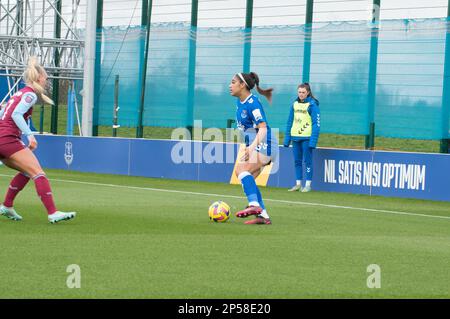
xmin=229 ymin=72 xmax=277 ymax=225
xmin=284 ymin=83 xmax=320 ymax=192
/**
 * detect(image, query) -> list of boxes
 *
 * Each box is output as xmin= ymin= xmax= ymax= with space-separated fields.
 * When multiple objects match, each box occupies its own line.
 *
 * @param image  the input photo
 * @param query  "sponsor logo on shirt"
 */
xmin=252 ymin=109 xmax=263 ymax=121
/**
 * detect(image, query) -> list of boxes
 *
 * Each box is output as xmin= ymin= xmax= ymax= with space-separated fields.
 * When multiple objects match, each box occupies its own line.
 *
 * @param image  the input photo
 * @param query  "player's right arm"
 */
xmin=246 ymin=100 xmax=268 ymax=155
xmin=11 ymin=92 xmax=38 ymax=150
xmin=0 ymin=105 xmax=5 ymax=118
xmin=0 ymin=97 xmax=15 ymax=120
xmin=284 ymin=102 xmax=294 ymax=147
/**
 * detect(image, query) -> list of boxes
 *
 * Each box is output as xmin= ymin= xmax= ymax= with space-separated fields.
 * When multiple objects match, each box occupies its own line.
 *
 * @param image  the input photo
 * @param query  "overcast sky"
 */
xmin=0 ymin=0 xmax=448 ymax=36
xmin=100 ymin=0 xmax=448 ymax=27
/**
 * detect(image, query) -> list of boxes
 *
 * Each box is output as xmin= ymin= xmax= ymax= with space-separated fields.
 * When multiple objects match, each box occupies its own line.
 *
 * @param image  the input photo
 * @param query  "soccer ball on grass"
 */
xmin=208 ymin=201 xmax=230 ymax=222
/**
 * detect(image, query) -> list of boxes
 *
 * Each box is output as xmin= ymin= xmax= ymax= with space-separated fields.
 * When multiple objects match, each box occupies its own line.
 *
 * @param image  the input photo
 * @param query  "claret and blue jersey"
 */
xmin=235 ymin=94 xmax=277 ymax=158
xmin=0 ymin=86 xmax=37 ymax=139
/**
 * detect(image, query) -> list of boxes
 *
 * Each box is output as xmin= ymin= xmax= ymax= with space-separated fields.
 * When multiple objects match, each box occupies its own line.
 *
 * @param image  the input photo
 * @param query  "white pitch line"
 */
xmin=1 ymin=173 xmax=449 ymax=221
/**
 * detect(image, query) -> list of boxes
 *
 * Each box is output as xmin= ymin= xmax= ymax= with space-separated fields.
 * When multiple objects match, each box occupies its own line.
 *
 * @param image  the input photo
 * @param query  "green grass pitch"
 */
xmin=0 ymin=166 xmax=449 ymax=299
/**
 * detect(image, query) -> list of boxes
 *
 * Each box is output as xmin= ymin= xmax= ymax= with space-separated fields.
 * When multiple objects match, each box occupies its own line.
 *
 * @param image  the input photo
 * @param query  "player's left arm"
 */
xmin=249 ymin=122 xmax=267 ymax=152
xmin=242 ymin=122 xmax=267 ymax=162
xmin=309 ymin=100 xmax=321 ymax=148
xmin=248 ymin=102 xmax=268 ymax=153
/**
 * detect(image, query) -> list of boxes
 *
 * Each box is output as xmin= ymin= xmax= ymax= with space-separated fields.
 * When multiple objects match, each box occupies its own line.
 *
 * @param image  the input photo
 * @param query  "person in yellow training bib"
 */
xmin=283 ymin=83 xmax=320 ymax=192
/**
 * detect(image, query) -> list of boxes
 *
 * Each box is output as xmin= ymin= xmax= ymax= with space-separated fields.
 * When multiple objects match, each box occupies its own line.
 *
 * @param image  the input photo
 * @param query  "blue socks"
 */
xmin=238 ymin=172 xmax=259 ymax=205
xmin=238 ymin=171 xmax=270 ymax=219
xmin=256 ymin=187 xmax=266 ymax=210
xmin=238 ymin=172 xmax=265 ymax=209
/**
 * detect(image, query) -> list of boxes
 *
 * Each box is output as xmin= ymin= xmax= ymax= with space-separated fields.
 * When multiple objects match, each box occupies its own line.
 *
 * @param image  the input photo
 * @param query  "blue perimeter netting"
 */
xmin=95 ymin=18 xmax=450 ymax=140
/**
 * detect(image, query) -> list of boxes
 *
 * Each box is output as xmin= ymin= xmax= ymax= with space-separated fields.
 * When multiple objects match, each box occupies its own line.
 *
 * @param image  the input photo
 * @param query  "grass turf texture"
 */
xmin=0 ymin=166 xmax=449 ymax=299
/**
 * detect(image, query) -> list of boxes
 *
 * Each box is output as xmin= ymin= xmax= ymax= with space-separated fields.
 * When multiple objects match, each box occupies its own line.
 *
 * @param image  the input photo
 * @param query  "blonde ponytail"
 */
xmin=24 ymin=56 xmax=54 ymax=105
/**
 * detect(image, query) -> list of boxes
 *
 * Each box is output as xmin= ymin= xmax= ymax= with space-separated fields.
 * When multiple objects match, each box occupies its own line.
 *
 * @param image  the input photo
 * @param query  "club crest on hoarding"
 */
xmin=65 ymin=142 xmax=73 ymax=166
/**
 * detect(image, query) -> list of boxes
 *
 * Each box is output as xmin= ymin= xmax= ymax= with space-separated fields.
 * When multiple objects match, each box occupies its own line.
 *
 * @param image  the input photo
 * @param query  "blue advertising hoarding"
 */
xmin=29 ymin=135 xmax=450 ymax=202
xmin=312 ymin=148 xmax=450 ymax=201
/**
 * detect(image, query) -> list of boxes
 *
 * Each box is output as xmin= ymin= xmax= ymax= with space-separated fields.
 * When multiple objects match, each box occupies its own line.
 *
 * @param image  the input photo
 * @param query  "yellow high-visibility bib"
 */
xmin=291 ymin=101 xmax=312 ymax=137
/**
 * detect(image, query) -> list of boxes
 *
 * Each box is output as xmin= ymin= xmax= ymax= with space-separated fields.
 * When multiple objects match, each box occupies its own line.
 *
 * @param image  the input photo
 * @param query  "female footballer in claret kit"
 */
xmin=0 ymin=57 xmax=76 ymax=224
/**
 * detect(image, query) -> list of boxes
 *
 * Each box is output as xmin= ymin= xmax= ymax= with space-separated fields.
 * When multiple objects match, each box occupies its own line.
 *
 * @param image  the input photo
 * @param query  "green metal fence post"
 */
xmin=113 ymin=75 xmax=119 ymax=137
xmin=135 ymin=0 xmax=148 ymax=136
xmin=302 ymin=0 xmax=314 ymax=83
xmin=440 ymin=0 xmax=450 ymax=153
xmin=136 ymin=0 xmax=153 ymax=138
xmin=186 ymin=0 xmax=199 ymax=138
xmin=243 ymin=0 xmax=253 ymax=73
xmin=39 ymin=103 xmax=44 ymax=134
xmin=50 ymin=0 xmax=62 ymax=134
xmin=365 ymin=0 xmax=380 ymax=150
xmin=141 ymin=0 xmax=148 ymax=26
xmin=226 ymin=118 xmax=236 ymax=142
xmin=92 ymin=0 xmax=103 ymax=136
xmin=16 ymin=0 xmax=23 ymax=36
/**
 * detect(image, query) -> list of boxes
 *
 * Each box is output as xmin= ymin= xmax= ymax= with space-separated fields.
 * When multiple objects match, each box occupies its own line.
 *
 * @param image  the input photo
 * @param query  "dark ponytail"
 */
xmin=238 ymin=72 xmax=274 ymax=104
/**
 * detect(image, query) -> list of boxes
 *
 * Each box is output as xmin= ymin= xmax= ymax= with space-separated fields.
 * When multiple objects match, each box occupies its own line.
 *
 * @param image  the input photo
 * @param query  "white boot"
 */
xmin=48 ymin=211 xmax=76 ymax=224
xmin=288 ymin=181 xmax=302 ymax=192
xmin=302 ymin=181 xmax=312 ymax=192
xmin=0 ymin=205 xmax=23 ymax=221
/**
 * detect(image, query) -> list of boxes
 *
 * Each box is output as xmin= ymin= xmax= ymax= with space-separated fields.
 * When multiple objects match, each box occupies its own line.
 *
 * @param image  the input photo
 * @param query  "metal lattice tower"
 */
xmin=0 ymin=0 xmax=85 ymax=85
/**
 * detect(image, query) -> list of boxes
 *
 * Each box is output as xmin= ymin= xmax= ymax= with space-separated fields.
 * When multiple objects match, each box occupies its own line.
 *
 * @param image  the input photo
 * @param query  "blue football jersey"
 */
xmin=234 ymin=94 xmax=278 ymax=160
xmin=236 ymin=94 xmax=270 ymax=144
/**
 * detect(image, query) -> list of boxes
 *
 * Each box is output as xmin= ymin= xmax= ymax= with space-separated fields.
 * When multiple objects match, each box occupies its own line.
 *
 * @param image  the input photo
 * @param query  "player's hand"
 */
xmin=27 ymin=135 xmax=38 ymax=151
xmin=241 ymin=145 xmax=255 ymax=162
xmin=240 ymin=147 xmax=250 ymax=162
